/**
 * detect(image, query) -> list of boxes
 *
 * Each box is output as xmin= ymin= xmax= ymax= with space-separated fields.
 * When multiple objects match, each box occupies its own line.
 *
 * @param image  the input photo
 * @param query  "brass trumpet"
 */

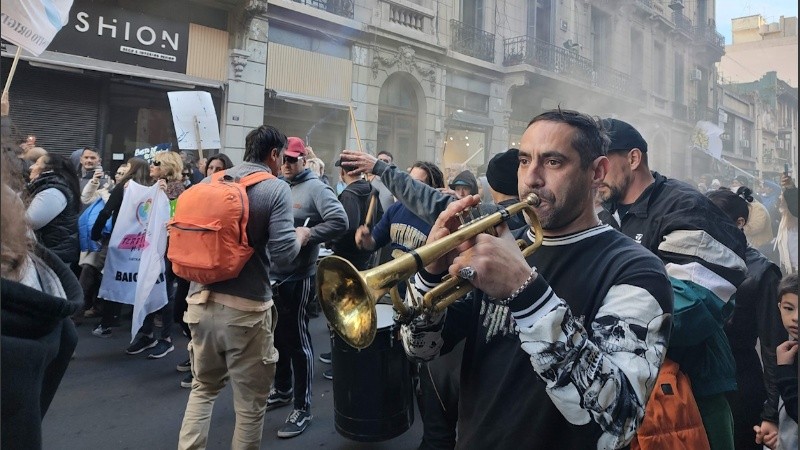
xmin=316 ymin=194 xmax=544 ymax=349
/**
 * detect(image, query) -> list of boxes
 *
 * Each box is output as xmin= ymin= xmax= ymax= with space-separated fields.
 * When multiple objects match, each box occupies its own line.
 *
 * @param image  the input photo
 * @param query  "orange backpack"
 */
xmin=631 ymin=358 xmax=710 ymax=450
xmin=167 ymin=170 xmax=274 ymax=284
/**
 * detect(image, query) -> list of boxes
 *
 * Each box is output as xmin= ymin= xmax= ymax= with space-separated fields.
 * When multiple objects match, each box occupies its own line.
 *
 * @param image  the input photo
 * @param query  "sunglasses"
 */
xmin=151 ymin=160 xmax=162 ymax=166
xmin=282 ymin=156 xmax=300 ymax=164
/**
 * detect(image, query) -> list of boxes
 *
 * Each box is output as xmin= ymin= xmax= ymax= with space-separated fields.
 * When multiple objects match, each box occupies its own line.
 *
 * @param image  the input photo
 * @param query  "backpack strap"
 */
xmin=211 ymin=170 xmax=274 ymax=187
xmin=239 ymin=171 xmax=274 ymax=187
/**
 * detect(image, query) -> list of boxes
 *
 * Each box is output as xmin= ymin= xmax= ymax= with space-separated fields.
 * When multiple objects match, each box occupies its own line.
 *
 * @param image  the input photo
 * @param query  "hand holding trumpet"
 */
xmin=424 ymin=194 xmax=536 ymax=300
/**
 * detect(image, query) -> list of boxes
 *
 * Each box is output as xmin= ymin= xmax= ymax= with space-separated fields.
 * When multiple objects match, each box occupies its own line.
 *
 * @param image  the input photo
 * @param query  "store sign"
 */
xmin=48 ymin=0 xmax=188 ymax=72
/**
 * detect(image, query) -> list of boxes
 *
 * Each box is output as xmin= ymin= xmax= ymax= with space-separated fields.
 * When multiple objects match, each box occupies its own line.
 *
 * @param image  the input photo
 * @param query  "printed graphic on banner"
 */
xmin=133 ymin=143 xmax=170 ymax=163
xmin=97 ymin=181 xmax=170 ymax=342
xmin=1 ymin=0 xmax=74 ymax=56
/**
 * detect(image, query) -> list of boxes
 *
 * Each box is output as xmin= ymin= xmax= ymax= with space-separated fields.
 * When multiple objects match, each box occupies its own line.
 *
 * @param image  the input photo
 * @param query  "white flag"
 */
xmin=1 ymin=0 xmax=74 ymax=56
xmin=695 ymin=120 xmax=725 ymax=160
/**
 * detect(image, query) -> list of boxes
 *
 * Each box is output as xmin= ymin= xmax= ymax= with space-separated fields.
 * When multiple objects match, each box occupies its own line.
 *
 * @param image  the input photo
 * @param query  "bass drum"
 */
xmin=331 ymin=304 xmax=414 ymax=441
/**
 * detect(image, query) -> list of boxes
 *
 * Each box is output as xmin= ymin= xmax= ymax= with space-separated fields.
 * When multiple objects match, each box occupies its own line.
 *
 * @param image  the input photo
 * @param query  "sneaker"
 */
xmin=322 ymin=369 xmax=333 ymax=380
xmin=176 ymin=359 xmax=191 ymax=372
xmin=318 ymin=352 xmax=332 ymax=364
xmin=147 ymin=340 xmax=174 ymax=359
xmin=180 ymin=373 xmax=193 ymax=389
xmin=125 ymin=335 xmax=157 ymax=355
xmin=277 ymin=409 xmax=312 ymax=438
xmin=266 ymin=388 xmax=293 ymax=411
xmin=91 ymin=325 xmax=112 ymax=338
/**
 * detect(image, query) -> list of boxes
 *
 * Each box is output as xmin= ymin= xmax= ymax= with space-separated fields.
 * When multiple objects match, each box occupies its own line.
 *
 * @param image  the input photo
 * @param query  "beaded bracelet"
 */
xmin=490 ymin=267 xmax=538 ymax=306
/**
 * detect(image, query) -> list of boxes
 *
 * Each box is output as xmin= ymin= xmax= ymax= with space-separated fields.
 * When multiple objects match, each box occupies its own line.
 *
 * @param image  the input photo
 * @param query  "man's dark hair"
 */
xmin=778 ymin=273 xmax=798 ymax=300
xmin=81 ymin=147 xmax=98 ymax=156
xmin=411 ymin=161 xmax=444 ymax=189
xmin=528 ymin=109 xmax=609 ymax=169
xmin=244 ymin=125 xmax=286 ymax=164
xmin=377 ymin=150 xmax=394 ymax=161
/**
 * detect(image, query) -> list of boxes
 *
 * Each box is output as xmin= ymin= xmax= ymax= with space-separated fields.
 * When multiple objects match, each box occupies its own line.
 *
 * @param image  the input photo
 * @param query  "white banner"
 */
xmin=693 ymin=120 xmax=725 ymax=160
xmin=1 ymin=0 xmax=73 ymax=56
xmin=98 ymin=181 xmax=171 ymax=342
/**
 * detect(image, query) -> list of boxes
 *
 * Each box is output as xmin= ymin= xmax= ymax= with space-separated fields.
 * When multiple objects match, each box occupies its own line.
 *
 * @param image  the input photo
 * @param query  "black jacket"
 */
xmin=26 ymin=173 xmax=80 ymax=264
xmin=332 ymin=179 xmax=375 ymax=270
xmin=725 ymin=247 xmax=785 ymax=422
xmin=1 ymin=245 xmax=82 ymax=450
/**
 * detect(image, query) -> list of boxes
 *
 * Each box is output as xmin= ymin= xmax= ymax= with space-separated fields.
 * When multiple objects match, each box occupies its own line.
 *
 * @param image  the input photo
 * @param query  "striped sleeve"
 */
xmin=512 ymin=276 xmax=671 ymax=449
xmin=399 ymin=271 xmax=447 ymax=362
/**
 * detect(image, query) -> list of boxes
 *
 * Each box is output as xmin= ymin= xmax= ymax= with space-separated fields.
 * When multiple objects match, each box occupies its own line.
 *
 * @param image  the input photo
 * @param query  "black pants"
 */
xmin=138 ymin=258 xmax=177 ymax=340
xmin=173 ymin=276 xmax=191 ymax=337
xmin=273 ymin=276 xmax=315 ymax=411
xmin=78 ymin=265 xmax=102 ymax=312
xmin=417 ymin=341 xmax=463 ymax=450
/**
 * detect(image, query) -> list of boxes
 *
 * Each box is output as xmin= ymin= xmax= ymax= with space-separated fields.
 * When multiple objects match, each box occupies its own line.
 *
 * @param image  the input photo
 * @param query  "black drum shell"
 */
xmin=331 ymin=314 xmax=414 ymax=442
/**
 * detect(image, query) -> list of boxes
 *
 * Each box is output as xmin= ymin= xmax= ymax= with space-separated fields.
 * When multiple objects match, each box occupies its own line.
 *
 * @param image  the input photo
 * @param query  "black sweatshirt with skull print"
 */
xmin=401 ymin=224 xmax=673 ymax=450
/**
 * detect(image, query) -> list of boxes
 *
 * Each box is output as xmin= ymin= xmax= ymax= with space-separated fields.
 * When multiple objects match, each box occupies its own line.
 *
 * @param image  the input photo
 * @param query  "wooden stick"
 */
xmin=348 ymin=105 xmax=364 ymax=153
xmin=2 ymin=47 xmax=23 ymax=97
xmin=364 ymin=192 xmax=378 ymax=227
xmin=193 ymin=116 xmax=204 ymax=161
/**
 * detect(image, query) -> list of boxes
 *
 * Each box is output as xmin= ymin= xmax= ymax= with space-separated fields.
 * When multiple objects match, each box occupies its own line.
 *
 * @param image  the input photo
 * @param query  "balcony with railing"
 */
xmin=450 ymin=19 xmax=495 ymax=62
xmin=388 ymin=3 xmax=426 ymax=32
xmin=672 ymin=12 xmax=693 ymax=36
xmin=633 ymin=0 xmax=653 ymax=13
xmin=503 ymin=36 xmax=631 ymax=95
xmin=292 ymin=0 xmax=354 ymax=19
xmin=693 ymin=24 xmax=725 ymax=52
xmin=672 ymin=103 xmax=688 ymax=120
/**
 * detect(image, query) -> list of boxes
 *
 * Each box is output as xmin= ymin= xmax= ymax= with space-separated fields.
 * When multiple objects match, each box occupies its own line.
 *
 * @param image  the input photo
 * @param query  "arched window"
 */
xmin=377 ymin=75 xmax=419 ymax=170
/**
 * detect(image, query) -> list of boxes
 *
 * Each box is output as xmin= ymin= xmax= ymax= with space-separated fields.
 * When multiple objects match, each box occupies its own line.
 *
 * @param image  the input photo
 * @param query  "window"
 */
xmin=674 ymin=53 xmax=684 ymax=104
xmin=527 ymin=0 xmax=553 ymax=43
xmin=654 ymin=42 xmax=666 ymax=96
xmin=445 ymin=88 xmax=489 ymax=114
xmin=462 ymin=0 xmax=485 ymax=29
xmin=630 ymin=30 xmax=643 ymax=86
xmin=591 ymin=8 xmax=610 ymax=64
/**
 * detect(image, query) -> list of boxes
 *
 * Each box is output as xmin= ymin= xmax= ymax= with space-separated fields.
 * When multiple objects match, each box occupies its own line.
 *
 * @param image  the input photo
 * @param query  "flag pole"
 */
xmin=348 ymin=105 xmax=364 ymax=153
xmin=2 ymin=47 xmax=23 ymax=98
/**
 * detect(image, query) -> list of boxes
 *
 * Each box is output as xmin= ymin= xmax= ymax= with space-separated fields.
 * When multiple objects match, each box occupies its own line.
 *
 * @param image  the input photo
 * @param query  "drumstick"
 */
xmin=364 ymin=193 xmax=378 ymax=228
xmin=303 ymin=218 xmax=310 ymax=227
xmin=348 ymin=105 xmax=364 ymax=153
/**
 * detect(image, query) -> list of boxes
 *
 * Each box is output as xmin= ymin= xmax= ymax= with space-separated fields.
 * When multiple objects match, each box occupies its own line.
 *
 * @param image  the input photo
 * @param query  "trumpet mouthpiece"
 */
xmin=525 ymin=193 xmax=541 ymax=207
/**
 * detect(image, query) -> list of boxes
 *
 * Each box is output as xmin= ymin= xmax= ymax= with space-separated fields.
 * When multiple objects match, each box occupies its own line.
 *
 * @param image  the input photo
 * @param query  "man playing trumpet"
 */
xmin=399 ymin=109 xmax=674 ymax=449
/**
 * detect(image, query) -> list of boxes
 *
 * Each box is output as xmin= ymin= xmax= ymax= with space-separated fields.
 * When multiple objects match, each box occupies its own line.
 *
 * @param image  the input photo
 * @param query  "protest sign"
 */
xmin=167 ymin=91 xmax=220 ymax=159
xmin=133 ymin=143 xmax=170 ymax=163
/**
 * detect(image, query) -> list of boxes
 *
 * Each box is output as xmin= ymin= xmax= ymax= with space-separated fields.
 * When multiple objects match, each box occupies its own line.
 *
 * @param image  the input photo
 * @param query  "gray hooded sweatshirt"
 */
xmin=271 ymin=169 xmax=348 ymax=281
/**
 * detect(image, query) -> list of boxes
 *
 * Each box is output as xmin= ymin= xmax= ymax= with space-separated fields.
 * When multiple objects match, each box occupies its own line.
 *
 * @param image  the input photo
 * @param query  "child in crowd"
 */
xmin=758 ymin=273 xmax=797 ymax=449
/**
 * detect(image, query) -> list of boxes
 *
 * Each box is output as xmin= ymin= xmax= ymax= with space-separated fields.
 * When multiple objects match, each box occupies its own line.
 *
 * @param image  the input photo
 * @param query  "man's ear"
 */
xmin=591 ymin=156 xmax=609 ymax=188
xmin=629 ymin=149 xmax=643 ymax=170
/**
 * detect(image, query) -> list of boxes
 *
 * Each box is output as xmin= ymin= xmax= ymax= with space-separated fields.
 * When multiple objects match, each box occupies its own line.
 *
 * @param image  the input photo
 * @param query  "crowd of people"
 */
xmin=1 ymin=99 xmax=798 ymax=450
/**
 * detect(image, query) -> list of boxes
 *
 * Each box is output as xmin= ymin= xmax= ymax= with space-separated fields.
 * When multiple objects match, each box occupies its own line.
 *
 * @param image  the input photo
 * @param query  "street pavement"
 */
xmin=43 ymin=309 xmax=422 ymax=449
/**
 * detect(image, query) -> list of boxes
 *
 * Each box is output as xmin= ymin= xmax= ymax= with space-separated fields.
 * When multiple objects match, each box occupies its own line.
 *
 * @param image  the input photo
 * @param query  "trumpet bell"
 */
xmin=317 ymin=255 xmax=377 ymax=349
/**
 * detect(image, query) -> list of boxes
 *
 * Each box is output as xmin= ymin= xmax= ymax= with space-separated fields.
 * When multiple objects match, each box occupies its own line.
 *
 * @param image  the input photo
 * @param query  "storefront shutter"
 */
xmin=2 ymin=61 xmax=101 ymax=157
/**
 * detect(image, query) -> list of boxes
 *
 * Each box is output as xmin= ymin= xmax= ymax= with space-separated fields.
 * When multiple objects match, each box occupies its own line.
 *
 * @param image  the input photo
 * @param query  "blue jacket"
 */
xmin=79 ymin=198 xmax=111 ymax=252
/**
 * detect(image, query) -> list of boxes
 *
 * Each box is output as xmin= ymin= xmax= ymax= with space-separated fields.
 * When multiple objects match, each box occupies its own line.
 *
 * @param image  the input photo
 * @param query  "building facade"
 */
xmin=718 ymin=15 xmax=798 ymax=88
xmin=2 ymin=0 xmax=728 ymax=182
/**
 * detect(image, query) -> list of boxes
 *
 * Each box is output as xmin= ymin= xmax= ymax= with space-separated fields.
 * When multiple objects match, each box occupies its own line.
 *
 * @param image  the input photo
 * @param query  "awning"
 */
xmin=449 ymin=110 xmax=495 ymax=128
xmin=268 ymin=89 xmax=352 ymax=110
xmin=1 ymin=44 xmax=224 ymax=90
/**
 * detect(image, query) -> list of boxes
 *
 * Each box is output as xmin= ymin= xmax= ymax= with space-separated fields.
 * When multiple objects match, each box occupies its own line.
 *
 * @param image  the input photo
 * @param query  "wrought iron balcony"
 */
xmin=450 ymin=19 xmax=495 ymax=62
xmin=634 ymin=0 xmax=653 ymax=11
xmin=693 ymin=25 xmax=725 ymax=49
xmin=672 ymin=103 xmax=688 ymax=120
xmin=503 ymin=36 xmax=631 ymax=95
xmin=672 ymin=12 xmax=693 ymax=36
xmin=292 ymin=0 xmax=354 ymax=19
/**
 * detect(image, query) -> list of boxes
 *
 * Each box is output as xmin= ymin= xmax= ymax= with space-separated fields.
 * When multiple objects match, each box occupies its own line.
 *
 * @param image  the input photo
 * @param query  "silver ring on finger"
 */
xmin=458 ymin=266 xmax=477 ymax=281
